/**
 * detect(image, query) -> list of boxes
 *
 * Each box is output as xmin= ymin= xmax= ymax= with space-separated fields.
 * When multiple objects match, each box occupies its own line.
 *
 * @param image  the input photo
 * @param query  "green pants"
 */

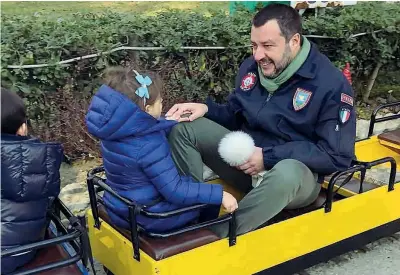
xmin=168 ymin=117 xmax=321 ymax=238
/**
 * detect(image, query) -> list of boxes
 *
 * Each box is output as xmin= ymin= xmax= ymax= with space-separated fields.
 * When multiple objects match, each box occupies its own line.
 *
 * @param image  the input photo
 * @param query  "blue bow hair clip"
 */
xmin=132 ymin=70 xmax=152 ymax=106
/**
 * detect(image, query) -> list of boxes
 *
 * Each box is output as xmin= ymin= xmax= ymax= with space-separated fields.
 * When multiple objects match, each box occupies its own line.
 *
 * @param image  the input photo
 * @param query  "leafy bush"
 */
xmin=1 ymin=2 xmax=399 ymax=158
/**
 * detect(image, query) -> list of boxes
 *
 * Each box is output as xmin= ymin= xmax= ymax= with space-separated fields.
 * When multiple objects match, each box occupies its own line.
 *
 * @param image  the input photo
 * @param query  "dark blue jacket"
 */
xmin=85 ymin=85 xmax=223 ymax=232
xmin=206 ymin=43 xmax=356 ymax=181
xmin=1 ymin=134 xmax=63 ymax=274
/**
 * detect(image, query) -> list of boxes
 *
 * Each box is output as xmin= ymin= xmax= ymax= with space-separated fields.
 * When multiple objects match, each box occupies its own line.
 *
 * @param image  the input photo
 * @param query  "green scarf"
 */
xmin=258 ymin=36 xmax=311 ymax=93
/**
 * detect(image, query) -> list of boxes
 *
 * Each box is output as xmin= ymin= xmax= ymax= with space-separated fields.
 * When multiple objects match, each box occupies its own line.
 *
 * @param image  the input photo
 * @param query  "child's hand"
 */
xmin=222 ymin=191 xmax=238 ymax=213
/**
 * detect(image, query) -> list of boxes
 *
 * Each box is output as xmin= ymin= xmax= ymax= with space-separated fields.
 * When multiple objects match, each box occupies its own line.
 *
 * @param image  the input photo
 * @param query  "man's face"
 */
xmin=251 ymin=20 xmax=298 ymax=78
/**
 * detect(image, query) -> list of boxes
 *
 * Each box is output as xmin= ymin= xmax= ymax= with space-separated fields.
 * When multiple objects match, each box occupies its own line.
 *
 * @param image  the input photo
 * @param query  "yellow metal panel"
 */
xmin=88 ymin=185 xmax=400 ymax=275
xmin=87 ymin=211 xmax=158 ymax=275
xmin=155 ymin=186 xmax=400 ymax=275
xmin=321 ymin=181 xmax=358 ymax=197
xmin=208 ymin=178 xmax=245 ymax=215
xmin=355 ymin=137 xmax=400 ymax=169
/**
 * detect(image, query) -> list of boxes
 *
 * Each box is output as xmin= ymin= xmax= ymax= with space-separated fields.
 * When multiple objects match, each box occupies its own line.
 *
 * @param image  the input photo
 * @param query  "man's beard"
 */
xmin=264 ymin=44 xmax=293 ymax=79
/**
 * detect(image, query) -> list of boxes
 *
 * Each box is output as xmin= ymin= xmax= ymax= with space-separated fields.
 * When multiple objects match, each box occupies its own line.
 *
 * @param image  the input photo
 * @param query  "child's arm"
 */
xmin=138 ymin=140 xmax=223 ymax=206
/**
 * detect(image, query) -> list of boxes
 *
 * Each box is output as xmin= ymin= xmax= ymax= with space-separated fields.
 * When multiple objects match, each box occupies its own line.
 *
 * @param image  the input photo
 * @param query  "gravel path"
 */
xmin=303 ymin=233 xmax=400 ymax=275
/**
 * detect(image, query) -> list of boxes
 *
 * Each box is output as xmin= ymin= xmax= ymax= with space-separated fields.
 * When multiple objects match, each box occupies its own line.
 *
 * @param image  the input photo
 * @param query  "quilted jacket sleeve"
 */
xmin=138 ymin=138 xmax=223 ymax=206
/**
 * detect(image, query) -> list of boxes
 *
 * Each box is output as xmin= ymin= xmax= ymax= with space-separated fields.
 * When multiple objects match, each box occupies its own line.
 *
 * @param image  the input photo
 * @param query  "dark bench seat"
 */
xmin=15 ymin=235 xmax=83 ymax=274
xmin=378 ymin=129 xmax=400 ymax=146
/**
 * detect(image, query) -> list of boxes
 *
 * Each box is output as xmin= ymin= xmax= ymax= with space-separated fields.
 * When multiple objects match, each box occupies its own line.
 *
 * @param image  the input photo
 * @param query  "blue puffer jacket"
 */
xmin=1 ymin=134 xmax=63 ymax=274
xmin=85 ymin=85 xmax=223 ymax=233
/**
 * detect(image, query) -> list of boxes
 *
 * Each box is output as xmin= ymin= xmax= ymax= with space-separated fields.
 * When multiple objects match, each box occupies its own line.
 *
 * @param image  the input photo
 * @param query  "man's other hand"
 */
xmin=237 ymin=147 xmax=264 ymax=175
xmin=165 ymin=103 xmax=208 ymax=122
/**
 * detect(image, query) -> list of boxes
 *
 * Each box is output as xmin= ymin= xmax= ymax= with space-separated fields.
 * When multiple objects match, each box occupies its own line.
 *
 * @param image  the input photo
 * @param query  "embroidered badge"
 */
xmin=293 ymin=88 xmax=312 ymax=111
xmin=339 ymin=106 xmax=351 ymax=124
xmin=240 ymin=72 xmax=257 ymax=91
xmin=341 ymin=93 xmax=354 ymax=106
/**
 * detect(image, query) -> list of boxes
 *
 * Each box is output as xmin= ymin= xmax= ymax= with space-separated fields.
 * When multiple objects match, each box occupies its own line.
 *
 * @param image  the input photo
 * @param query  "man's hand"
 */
xmin=165 ymin=103 xmax=208 ymax=122
xmin=237 ymin=147 xmax=264 ymax=176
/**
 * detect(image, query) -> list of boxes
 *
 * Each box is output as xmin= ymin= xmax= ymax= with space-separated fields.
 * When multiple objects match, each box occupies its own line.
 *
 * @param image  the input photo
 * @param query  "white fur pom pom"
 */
xmin=218 ymin=131 xmax=255 ymax=166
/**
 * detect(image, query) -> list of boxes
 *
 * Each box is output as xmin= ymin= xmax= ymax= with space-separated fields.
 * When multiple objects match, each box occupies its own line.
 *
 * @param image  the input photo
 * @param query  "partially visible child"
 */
xmin=85 ymin=67 xmax=238 ymax=233
xmin=1 ymin=88 xmax=63 ymax=274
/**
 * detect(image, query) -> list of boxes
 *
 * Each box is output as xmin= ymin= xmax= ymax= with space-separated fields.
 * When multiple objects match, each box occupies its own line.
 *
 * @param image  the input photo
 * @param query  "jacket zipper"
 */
xmin=256 ymin=92 xmax=273 ymax=123
xmin=255 ymin=78 xmax=300 ymax=129
xmin=262 ymin=92 xmax=272 ymax=108
xmin=266 ymin=92 xmax=272 ymax=103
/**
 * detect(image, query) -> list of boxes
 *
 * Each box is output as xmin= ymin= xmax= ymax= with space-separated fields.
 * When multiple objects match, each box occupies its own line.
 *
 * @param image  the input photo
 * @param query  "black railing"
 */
xmin=87 ymin=166 xmax=237 ymax=261
xmin=325 ymin=157 xmax=397 ymax=213
xmin=367 ymin=101 xmax=400 ymax=138
xmin=1 ymin=198 xmax=88 ymax=275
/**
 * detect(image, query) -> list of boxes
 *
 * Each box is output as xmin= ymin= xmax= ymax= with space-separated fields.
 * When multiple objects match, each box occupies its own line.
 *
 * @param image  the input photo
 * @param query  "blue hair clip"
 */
xmin=132 ymin=69 xmax=152 ymax=106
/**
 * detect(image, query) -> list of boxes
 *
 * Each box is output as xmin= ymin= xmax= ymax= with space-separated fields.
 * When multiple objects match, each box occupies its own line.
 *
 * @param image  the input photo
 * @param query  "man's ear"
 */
xmin=16 ymin=123 xmax=28 ymax=136
xmin=291 ymin=33 xmax=301 ymax=48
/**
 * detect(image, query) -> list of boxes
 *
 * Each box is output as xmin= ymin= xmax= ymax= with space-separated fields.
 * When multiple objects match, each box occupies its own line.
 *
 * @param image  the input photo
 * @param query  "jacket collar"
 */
xmin=295 ymin=42 xmax=319 ymax=79
xmin=246 ymin=41 xmax=320 ymax=80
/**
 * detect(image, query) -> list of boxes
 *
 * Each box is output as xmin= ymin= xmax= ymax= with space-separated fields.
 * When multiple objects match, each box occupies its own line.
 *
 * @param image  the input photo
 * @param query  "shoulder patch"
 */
xmin=341 ymin=93 xmax=353 ymax=106
xmin=339 ymin=106 xmax=351 ymax=124
xmin=293 ymin=88 xmax=312 ymax=111
xmin=240 ymin=72 xmax=257 ymax=92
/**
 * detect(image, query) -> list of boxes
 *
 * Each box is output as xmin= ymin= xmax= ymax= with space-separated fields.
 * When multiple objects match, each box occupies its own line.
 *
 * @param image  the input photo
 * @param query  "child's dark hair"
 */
xmin=102 ymin=66 xmax=163 ymax=110
xmin=1 ymin=87 xmax=27 ymax=134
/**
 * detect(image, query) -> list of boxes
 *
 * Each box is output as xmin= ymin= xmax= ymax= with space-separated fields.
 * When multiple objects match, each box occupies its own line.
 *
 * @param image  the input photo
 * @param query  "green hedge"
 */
xmin=1 ymin=2 xmax=399 ymax=158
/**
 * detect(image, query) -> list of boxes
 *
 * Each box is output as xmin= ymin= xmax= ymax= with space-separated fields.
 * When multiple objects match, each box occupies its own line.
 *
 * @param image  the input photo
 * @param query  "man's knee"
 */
xmin=168 ymin=117 xmax=211 ymax=145
xmin=169 ymin=121 xmax=186 ymax=140
xmin=168 ymin=120 xmax=193 ymax=147
xmin=263 ymin=159 xmax=309 ymax=194
xmin=169 ymin=118 xmax=202 ymax=137
xmin=274 ymin=158 xmax=309 ymax=182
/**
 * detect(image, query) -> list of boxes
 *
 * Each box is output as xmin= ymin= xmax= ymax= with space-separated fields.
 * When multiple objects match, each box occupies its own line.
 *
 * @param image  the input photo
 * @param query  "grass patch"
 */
xmin=1 ymin=1 xmax=229 ymax=17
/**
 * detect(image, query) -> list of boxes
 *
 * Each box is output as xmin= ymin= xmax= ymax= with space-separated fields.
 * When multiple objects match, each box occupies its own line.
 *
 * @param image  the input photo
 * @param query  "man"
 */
xmin=165 ymin=4 xmax=356 ymax=238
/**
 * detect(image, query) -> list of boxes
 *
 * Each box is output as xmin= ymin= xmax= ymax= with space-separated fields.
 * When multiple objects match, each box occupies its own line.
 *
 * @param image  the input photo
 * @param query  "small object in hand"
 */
xmin=180 ymin=112 xmax=192 ymax=118
xmin=165 ymin=112 xmax=191 ymax=120
xmin=218 ymin=131 xmax=255 ymax=166
xmin=218 ymin=131 xmax=266 ymax=188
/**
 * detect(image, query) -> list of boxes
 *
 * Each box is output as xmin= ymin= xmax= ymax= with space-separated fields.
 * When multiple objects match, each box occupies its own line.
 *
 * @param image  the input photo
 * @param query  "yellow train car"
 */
xmin=85 ymin=102 xmax=400 ymax=275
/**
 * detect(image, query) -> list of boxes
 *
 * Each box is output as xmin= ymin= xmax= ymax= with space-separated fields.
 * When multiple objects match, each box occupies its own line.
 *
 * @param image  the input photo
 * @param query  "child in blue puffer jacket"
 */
xmin=1 ymin=88 xmax=63 ymax=274
xmin=85 ymin=67 xmax=237 ymax=233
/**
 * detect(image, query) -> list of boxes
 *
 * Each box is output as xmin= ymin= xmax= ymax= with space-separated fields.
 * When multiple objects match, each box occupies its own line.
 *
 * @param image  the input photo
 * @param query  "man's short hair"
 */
xmin=252 ymin=3 xmax=302 ymax=41
xmin=1 ymin=87 xmax=27 ymax=134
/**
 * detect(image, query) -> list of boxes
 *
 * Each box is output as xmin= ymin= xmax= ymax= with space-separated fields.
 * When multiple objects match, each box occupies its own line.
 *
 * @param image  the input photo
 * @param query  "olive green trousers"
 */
xmin=168 ymin=117 xmax=321 ymax=238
